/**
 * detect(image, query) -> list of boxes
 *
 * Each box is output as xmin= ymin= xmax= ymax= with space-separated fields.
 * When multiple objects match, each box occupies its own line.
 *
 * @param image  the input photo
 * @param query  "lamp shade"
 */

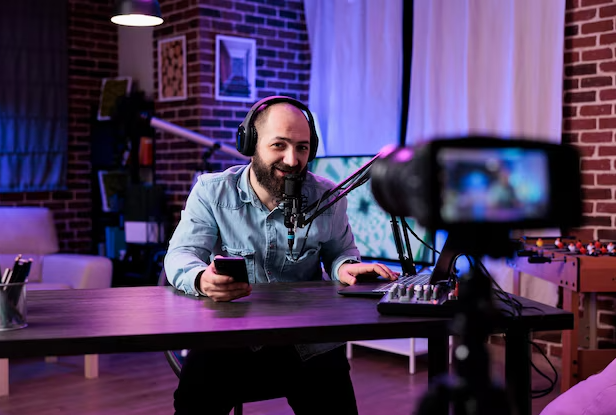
xmin=111 ymin=0 xmax=163 ymax=27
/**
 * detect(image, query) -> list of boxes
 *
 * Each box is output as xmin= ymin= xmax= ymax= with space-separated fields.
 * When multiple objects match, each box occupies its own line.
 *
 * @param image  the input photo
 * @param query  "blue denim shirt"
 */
xmin=164 ymin=164 xmax=360 ymax=360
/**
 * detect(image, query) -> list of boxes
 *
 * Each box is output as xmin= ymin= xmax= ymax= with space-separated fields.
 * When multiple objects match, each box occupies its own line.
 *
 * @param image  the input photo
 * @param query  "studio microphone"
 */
xmin=283 ymin=173 xmax=303 ymax=252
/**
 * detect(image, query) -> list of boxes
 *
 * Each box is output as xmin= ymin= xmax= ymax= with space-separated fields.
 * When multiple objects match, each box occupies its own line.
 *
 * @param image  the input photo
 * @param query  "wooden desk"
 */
xmin=0 ymin=282 xmax=571 ymax=415
xmin=508 ymin=244 xmax=616 ymax=393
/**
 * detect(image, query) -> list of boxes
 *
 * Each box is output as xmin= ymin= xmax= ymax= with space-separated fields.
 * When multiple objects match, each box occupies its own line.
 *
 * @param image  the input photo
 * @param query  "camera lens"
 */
xmin=370 ymin=147 xmax=416 ymax=217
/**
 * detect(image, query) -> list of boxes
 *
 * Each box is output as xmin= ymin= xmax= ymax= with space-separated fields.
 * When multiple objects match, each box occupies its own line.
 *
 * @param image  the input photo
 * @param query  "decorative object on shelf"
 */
xmin=158 ymin=35 xmax=187 ymax=102
xmin=98 ymin=77 xmax=132 ymax=121
xmin=215 ymin=34 xmax=256 ymax=103
xmin=98 ymin=170 xmax=129 ymax=212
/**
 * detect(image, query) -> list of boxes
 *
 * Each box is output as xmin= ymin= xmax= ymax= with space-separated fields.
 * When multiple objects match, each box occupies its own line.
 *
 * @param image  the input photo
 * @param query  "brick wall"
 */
xmin=0 ymin=1 xmax=119 ymax=253
xmin=153 ymin=0 xmax=311 ymax=225
xmin=531 ymin=0 xmax=616 ymax=357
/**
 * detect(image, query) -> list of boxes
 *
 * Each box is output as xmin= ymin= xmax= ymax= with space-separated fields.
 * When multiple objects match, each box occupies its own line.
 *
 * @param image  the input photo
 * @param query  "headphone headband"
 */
xmin=236 ymin=96 xmax=319 ymax=161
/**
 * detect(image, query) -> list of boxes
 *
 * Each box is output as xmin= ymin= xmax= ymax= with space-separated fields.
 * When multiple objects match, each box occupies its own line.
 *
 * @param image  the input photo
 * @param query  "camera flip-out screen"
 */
xmin=438 ymin=148 xmax=550 ymax=224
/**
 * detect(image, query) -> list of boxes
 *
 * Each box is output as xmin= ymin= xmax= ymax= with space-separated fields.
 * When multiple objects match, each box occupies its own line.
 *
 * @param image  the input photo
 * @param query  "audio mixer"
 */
xmin=376 ymin=280 xmax=459 ymax=317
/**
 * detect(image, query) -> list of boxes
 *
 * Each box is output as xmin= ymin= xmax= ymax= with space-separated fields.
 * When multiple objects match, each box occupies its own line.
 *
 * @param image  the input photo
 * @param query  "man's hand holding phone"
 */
xmin=196 ymin=256 xmax=251 ymax=302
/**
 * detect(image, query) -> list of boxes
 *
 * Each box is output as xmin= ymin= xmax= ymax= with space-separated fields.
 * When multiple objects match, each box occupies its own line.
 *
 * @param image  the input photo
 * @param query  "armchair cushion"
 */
xmin=42 ymin=254 xmax=112 ymax=289
xmin=0 ymin=207 xmax=112 ymax=289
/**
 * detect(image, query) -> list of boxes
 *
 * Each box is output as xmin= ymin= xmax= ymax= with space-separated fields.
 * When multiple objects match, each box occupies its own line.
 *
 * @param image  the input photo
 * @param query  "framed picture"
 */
xmin=97 ymin=77 xmax=132 ymax=121
xmin=215 ymin=34 xmax=257 ymax=102
xmin=158 ymin=35 xmax=187 ymax=102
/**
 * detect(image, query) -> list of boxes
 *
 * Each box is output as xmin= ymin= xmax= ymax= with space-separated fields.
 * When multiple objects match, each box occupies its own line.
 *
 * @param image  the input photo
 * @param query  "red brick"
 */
xmin=583 ymin=202 xmax=594 ymax=214
xmin=600 ymin=5 xmax=616 ymax=18
xmin=580 ymin=131 xmax=611 ymax=142
xmin=598 ymin=145 xmax=616 ymax=156
xmin=567 ymin=8 xmax=597 ymax=22
xmin=582 ymin=0 xmax=613 ymax=7
xmin=597 ymin=203 xmax=616 ymax=213
xmin=571 ymin=227 xmax=596 ymax=241
xmin=582 ymin=172 xmax=596 ymax=185
xmin=584 ymin=216 xmax=612 ymax=226
xmin=566 ymin=36 xmax=598 ymax=49
xmin=567 ymin=119 xmax=597 ymax=131
xmin=565 ymin=91 xmax=596 ymax=103
xmin=582 ymin=48 xmax=613 ymax=61
xmin=598 ymin=118 xmax=616 ymax=129
xmin=583 ymin=159 xmax=612 ymax=171
xmin=580 ymin=104 xmax=612 ymax=115
xmin=567 ymin=0 xmax=578 ymax=8
xmin=600 ymin=33 xmax=616 ymax=44
xmin=599 ymin=61 xmax=616 ymax=72
xmin=598 ymin=228 xmax=616 ymax=240
xmin=577 ymin=145 xmax=596 ymax=157
xmin=597 ymin=174 xmax=616 ymax=185
xmin=582 ymin=20 xmax=614 ymax=34
xmin=565 ymin=63 xmax=597 ymax=76
xmin=565 ymin=52 xmax=580 ymax=64
xmin=600 ymin=89 xmax=616 ymax=101
xmin=583 ymin=188 xmax=612 ymax=199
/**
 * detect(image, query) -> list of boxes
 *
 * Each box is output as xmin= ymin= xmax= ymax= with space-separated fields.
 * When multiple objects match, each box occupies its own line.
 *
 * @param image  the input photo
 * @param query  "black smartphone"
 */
xmin=213 ymin=257 xmax=250 ymax=284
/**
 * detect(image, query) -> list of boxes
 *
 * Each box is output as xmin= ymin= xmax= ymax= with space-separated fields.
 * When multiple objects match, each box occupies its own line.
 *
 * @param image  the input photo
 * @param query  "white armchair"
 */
xmin=0 ymin=206 xmax=113 ymax=395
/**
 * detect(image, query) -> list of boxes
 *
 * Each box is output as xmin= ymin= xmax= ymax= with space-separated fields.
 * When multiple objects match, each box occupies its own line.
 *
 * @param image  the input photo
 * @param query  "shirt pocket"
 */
xmin=221 ymin=246 xmax=256 ymax=284
xmin=280 ymin=247 xmax=322 ymax=281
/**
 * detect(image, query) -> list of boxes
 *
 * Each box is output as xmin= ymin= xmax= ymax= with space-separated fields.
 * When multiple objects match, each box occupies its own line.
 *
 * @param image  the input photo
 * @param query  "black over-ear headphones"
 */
xmin=236 ymin=95 xmax=319 ymax=162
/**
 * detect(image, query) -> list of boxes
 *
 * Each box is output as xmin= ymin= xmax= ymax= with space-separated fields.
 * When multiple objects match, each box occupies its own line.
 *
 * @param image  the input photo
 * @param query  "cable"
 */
xmin=401 ymin=219 xmax=441 ymax=255
xmin=471 ymin=257 xmax=557 ymax=398
xmin=292 ymin=187 xmax=329 ymax=261
xmin=529 ymin=340 xmax=559 ymax=398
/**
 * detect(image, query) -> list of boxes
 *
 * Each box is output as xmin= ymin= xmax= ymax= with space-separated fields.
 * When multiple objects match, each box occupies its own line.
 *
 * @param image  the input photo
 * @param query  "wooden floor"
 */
xmin=0 ymin=344 xmax=561 ymax=415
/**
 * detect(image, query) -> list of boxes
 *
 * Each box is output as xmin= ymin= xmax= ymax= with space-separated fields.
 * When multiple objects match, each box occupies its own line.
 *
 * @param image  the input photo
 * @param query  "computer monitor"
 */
xmin=309 ymin=155 xmax=436 ymax=267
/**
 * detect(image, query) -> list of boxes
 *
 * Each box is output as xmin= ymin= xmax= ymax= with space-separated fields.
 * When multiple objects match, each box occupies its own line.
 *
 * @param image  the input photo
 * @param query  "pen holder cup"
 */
xmin=0 ymin=282 xmax=27 ymax=330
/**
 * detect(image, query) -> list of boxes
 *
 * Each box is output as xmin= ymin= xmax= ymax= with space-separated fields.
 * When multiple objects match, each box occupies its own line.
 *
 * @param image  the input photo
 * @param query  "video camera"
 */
xmin=371 ymin=138 xmax=582 ymax=415
xmin=371 ymin=136 xmax=582 ymax=233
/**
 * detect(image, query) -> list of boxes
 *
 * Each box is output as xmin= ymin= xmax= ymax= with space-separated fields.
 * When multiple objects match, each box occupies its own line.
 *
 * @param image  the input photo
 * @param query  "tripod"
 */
xmin=416 ymin=232 xmax=518 ymax=415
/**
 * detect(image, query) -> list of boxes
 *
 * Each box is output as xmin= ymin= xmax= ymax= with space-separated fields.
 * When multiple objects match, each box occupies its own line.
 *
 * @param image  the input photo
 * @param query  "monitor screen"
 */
xmin=309 ymin=155 xmax=435 ymax=266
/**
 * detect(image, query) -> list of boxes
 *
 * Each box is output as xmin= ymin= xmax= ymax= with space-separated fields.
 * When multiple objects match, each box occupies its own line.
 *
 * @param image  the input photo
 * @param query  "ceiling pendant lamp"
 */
xmin=111 ymin=0 xmax=163 ymax=27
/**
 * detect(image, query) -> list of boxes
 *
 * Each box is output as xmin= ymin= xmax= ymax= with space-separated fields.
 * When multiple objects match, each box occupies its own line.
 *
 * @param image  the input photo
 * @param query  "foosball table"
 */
xmin=507 ymin=236 xmax=616 ymax=393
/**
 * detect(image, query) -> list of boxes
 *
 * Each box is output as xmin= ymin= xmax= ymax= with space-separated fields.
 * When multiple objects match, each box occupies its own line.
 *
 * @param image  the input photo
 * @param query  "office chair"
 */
xmin=159 ymin=268 xmax=285 ymax=415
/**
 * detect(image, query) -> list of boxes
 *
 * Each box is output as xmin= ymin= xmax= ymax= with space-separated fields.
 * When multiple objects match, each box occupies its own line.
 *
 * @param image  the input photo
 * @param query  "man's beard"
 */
xmin=252 ymin=151 xmax=305 ymax=202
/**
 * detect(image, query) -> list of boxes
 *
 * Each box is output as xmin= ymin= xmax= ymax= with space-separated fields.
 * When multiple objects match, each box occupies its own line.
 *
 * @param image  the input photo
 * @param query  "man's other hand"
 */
xmin=338 ymin=262 xmax=399 ymax=286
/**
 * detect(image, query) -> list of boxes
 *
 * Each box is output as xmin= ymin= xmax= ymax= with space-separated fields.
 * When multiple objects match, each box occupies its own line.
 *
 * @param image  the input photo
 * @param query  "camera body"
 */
xmin=371 ymin=137 xmax=582 ymax=232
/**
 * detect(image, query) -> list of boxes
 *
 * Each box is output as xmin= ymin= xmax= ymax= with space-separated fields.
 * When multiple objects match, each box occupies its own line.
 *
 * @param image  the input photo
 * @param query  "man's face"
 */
xmin=251 ymin=104 xmax=311 ymax=199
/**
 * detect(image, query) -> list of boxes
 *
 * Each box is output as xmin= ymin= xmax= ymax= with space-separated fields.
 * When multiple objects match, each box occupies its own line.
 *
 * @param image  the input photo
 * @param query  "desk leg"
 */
xmin=512 ymin=269 xmax=521 ymax=297
xmin=0 ymin=359 xmax=8 ymax=397
xmin=561 ymin=290 xmax=580 ymax=392
xmin=506 ymin=328 xmax=531 ymax=415
xmin=428 ymin=335 xmax=449 ymax=382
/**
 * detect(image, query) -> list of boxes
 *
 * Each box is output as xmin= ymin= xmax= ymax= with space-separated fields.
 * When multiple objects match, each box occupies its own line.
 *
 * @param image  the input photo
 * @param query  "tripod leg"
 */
xmin=506 ymin=328 xmax=530 ymax=415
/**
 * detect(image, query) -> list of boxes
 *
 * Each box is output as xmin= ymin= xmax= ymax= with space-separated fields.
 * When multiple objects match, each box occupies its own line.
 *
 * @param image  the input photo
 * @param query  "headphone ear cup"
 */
xmin=244 ymin=125 xmax=256 ymax=157
xmin=236 ymin=125 xmax=247 ymax=155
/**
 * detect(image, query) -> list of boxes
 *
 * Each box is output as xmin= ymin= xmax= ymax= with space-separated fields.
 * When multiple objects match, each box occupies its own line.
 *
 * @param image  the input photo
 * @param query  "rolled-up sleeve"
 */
xmin=320 ymin=196 xmax=361 ymax=281
xmin=164 ymin=181 xmax=219 ymax=295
